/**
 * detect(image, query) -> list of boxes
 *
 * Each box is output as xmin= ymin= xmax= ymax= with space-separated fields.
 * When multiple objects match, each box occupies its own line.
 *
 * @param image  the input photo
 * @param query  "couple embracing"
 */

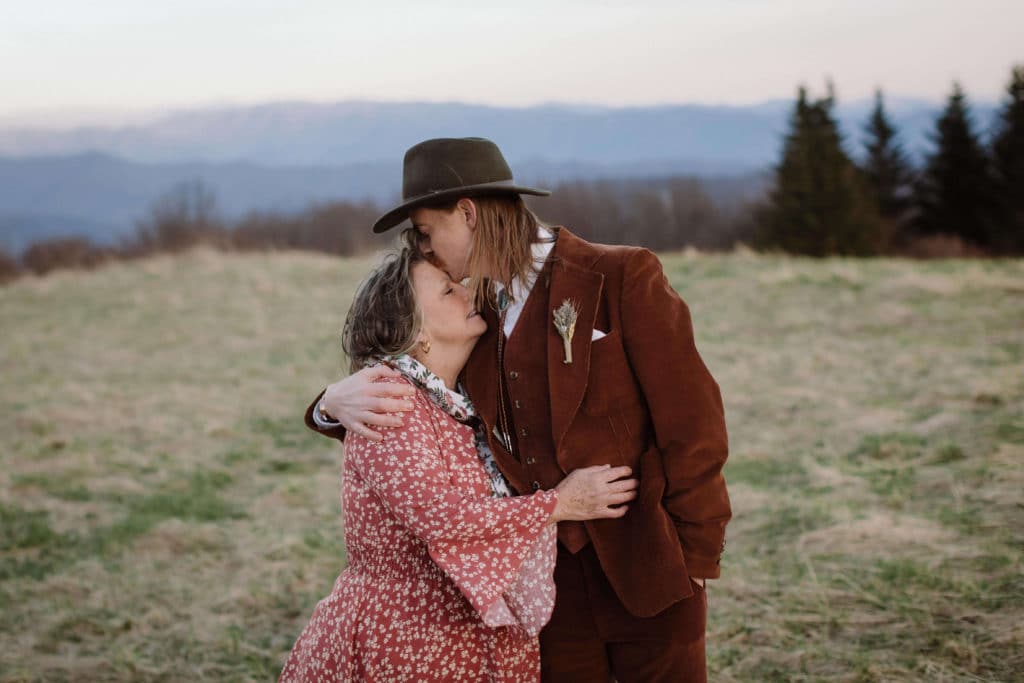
xmin=280 ymin=137 xmax=731 ymax=682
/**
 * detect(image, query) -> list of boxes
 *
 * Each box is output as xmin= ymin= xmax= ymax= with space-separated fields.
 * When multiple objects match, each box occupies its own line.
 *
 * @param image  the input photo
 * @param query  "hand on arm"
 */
xmin=549 ymin=465 xmax=638 ymax=524
xmin=320 ymin=365 xmax=417 ymax=442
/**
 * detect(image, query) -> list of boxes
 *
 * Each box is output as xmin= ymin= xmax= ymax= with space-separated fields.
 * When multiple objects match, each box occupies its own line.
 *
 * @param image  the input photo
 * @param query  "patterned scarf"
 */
xmin=382 ymin=354 xmax=514 ymax=498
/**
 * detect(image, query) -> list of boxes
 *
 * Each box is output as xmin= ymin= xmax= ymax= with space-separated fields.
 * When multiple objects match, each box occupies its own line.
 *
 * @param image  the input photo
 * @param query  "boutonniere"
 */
xmin=552 ymin=299 xmax=579 ymax=364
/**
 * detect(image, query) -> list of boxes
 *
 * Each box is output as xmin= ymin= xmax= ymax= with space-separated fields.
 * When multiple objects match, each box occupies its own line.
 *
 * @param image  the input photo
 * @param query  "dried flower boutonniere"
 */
xmin=553 ymin=299 xmax=579 ymax=364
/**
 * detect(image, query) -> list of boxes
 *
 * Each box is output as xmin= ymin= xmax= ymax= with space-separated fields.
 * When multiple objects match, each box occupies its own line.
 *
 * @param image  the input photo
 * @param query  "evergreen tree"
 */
xmin=914 ymin=83 xmax=996 ymax=247
xmin=861 ymin=89 xmax=915 ymax=238
xmin=991 ymin=65 xmax=1024 ymax=253
xmin=757 ymin=85 xmax=882 ymax=256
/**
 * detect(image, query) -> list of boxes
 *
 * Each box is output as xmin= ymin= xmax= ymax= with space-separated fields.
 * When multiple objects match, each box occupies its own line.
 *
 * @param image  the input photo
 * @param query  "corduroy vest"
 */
xmin=498 ymin=264 xmax=589 ymax=552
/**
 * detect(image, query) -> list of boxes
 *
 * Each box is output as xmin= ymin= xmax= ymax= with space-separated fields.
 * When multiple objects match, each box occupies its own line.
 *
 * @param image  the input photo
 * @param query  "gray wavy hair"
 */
xmin=341 ymin=236 xmax=425 ymax=373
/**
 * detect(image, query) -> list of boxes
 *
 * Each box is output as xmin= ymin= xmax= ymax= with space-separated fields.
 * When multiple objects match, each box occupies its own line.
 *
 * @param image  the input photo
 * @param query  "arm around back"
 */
xmin=304 ymin=365 xmax=417 ymax=443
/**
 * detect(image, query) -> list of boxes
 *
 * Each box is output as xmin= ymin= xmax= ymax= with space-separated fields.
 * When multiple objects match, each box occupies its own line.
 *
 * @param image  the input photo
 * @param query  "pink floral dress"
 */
xmin=280 ymin=367 xmax=559 ymax=682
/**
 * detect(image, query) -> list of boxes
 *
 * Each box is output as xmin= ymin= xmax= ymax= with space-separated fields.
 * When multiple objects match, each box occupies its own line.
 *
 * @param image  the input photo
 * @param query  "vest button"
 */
xmin=520 ymin=428 xmax=528 ymax=438
xmin=509 ymin=371 xmax=519 ymax=380
xmin=526 ymin=457 xmax=536 ymax=464
xmin=514 ymin=400 xmax=521 ymax=409
xmin=531 ymin=481 xmax=541 ymax=491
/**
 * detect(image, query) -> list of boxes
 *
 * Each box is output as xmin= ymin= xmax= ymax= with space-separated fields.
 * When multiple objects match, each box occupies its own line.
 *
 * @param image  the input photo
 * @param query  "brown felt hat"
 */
xmin=372 ymin=137 xmax=551 ymax=233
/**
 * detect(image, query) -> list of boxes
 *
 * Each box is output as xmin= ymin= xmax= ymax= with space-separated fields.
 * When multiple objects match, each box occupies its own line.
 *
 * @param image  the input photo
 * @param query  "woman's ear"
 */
xmin=415 ymin=331 xmax=432 ymax=356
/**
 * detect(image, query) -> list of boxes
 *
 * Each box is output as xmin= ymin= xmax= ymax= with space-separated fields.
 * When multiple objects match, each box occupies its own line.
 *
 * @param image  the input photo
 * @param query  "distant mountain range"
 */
xmin=0 ymin=98 xmax=1000 ymax=252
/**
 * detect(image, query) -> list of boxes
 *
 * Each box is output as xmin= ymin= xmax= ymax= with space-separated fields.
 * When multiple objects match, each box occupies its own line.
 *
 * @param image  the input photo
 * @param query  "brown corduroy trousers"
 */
xmin=540 ymin=544 xmax=707 ymax=683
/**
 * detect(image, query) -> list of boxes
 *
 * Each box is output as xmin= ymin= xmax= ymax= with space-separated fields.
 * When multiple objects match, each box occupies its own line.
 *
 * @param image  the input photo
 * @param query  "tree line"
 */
xmin=757 ymin=65 xmax=1024 ymax=256
xmin=2 ymin=64 xmax=1021 ymax=283
xmin=0 ymin=175 xmax=760 ymax=282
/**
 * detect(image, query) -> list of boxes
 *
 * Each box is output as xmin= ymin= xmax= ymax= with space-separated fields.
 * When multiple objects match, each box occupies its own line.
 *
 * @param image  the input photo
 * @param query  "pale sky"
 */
xmin=1 ymin=0 xmax=1021 ymax=122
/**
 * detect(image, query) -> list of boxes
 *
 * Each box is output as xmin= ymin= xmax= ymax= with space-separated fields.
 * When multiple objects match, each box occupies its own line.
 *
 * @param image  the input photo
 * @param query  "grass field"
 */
xmin=1 ymin=247 xmax=1022 ymax=682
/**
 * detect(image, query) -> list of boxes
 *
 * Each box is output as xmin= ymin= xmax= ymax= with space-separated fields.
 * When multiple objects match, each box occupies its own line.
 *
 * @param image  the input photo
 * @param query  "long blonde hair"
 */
xmin=414 ymin=195 xmax=544 ymax=309
xmin=465 ymin=195 xmax=546 ymax=310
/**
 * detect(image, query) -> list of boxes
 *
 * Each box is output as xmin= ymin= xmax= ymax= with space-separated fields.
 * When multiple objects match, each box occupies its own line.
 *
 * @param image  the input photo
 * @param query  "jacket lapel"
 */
xmin=547 ymin=240 xmax=604 ymax=451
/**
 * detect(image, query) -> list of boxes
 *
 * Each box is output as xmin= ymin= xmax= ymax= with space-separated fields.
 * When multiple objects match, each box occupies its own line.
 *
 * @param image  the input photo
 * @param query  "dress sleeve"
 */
xmin=346 ymin=383 xmax=559 ymax=635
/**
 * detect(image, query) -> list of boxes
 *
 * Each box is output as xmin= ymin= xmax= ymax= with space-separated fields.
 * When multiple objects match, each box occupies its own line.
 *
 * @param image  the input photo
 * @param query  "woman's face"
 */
xmin=409 ymin=203 xmax=474 ymax=281
xmin=411 ymin=260 xmax=487 ymax=350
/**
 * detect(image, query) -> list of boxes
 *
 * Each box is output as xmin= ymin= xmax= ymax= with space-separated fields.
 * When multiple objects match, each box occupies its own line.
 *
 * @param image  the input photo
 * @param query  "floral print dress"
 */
xmin=280 ymin=358 xmax=559 ymax=682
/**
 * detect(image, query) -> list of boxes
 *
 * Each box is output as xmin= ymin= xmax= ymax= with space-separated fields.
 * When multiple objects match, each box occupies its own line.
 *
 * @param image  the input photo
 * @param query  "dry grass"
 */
xmin=1 ymin=247 xmax=1022 ymax=681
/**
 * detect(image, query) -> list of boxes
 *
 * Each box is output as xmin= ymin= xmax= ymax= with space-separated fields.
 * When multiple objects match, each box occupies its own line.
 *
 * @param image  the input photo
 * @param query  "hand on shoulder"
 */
xmin=322 ymin=365 xmax=418 ymax=442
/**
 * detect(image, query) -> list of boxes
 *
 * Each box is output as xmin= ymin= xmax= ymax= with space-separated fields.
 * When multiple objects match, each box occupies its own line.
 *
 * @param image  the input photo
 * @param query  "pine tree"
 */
xmin=914 ymin=83 xmax=996 ymax=247
xmin=991 ymin=65 xmax=1024 ymax=253
xmin=757 ymin=85 xmax=882 ymax=256
xmin=861 ymin=89 xmax=915 ymax=243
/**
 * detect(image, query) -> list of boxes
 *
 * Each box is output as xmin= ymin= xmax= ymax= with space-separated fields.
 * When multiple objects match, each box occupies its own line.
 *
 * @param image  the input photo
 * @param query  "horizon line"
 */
xmin=0 ymin=91 xmax=1000 ymax=131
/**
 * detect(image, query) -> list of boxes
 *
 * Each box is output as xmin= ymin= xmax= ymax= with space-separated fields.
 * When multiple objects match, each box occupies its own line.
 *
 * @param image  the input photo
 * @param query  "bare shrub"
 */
xmin=0 ymin=247 xmax=21 ymax=283
xmin=124 ymin=180 xmax=226 ymax=256
xmin=899 ymin=234 xmax=990 ymax=259
xmin=5 ymin=173 xmax=769 ymax=284
xmin=529 ymin=176 xmax=758 ymax=251
xmin=232 ymin=201 xmax=385 ymax=255
xmin=717 ymin=199 xmax=766 ymax=249
xmin=21 ymin=237 xmax=110 ymax=275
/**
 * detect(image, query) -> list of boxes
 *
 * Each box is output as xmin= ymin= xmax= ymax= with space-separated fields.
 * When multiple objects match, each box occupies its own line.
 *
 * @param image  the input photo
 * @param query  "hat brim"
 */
xmin=372 ymin=180 xmax=551 ymax=234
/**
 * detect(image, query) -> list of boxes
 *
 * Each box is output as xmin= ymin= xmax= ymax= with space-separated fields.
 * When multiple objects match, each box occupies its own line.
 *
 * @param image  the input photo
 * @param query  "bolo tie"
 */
xmin=493 ymin=287 xmax=516 ymax=458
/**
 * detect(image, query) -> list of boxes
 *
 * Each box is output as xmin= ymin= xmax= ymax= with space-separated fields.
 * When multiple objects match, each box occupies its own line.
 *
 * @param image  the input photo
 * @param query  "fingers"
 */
xmin=355 ymin=410 xmax=405 ymax=429
xmin=605 ymin=490 xmax=637 ymax=506
xmin=370 ymin=396 xmax=415 ymax=414
xmin=363 ymin=364 xmax=402 ymax=380
xmin=606 ymin=477 xmax=638 ymax=493
xmin=603 ymin=465 xmax=633 ymax=481
xmin=576 ymin=464 xmax=633 ymax=478
xmin=589 ymin=504 xmax=630 ymax=519
xmin=371 ymin=381 xmax=417 ymax=400
xmin=349 ymin=422 xmax=385 ymax=443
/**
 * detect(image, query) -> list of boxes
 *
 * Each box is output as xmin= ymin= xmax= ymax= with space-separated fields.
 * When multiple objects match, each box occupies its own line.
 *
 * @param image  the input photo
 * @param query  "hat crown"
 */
xmin=402 ymin=137 xmax=514 ymax=201
xmin=371 ymin=136 xmax=549 ymax=233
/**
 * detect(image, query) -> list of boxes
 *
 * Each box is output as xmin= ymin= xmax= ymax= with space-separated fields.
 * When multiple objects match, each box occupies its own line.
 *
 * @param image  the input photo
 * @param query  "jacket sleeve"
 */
xmin=347 ymin=385 xmax=559 ymax=634
xmin=303 ymin=389 xmax=347 ymax=441
xmin=619 ymin=248 xmax=731 ymax=578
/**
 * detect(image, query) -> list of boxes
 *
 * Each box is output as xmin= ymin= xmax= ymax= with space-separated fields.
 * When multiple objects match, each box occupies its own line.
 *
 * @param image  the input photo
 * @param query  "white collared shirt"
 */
xmin=493 ymin=226 xmax=556 ymax=338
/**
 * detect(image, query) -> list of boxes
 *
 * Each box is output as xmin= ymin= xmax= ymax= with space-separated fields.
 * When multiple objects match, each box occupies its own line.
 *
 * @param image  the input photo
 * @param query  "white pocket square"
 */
xmin=591 ymin=329 xmax=608 ymax=341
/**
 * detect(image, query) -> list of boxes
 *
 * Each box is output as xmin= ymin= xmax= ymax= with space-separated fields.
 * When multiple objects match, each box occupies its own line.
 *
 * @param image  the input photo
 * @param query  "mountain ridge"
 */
xmin=0 ymin=98 xmax=1000 ymax=252
xmin=1 ymin=98 xmax=998 ymax=166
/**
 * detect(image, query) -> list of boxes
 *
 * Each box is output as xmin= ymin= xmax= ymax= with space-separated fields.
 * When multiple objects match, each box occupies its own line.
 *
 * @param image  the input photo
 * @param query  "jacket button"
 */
xmin=509 ymin=371 xmax=519 ymax=380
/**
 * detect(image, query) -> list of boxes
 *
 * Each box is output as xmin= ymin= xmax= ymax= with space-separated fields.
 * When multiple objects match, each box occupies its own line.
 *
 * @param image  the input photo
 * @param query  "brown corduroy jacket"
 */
xmin=305 ymin=228 xmax=731 ymax=618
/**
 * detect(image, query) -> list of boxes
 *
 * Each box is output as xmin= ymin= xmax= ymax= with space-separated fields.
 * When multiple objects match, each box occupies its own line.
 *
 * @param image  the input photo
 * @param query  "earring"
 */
xmin=419 ymin=339 xmax=431 ymax=355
